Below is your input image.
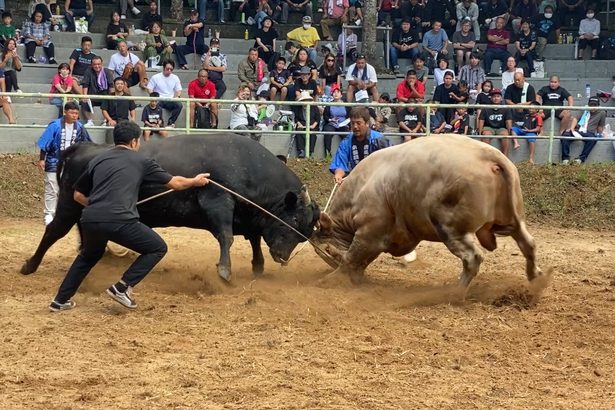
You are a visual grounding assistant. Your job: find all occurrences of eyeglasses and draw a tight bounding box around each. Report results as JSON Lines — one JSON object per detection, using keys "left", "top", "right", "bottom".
{"left": 326, "top": 59, "right": 334, "bottom": 62}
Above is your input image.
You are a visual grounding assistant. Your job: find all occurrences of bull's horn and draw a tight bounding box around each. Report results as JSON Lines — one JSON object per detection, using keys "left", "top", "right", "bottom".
{"left": 300, "top": 186, "right": 311, "bottom": 204}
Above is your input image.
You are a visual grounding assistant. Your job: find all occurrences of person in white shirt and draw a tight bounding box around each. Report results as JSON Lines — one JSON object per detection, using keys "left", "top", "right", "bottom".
{"left": 146, "top": 59, "right": 183, "bottom": 127}
{"left": 108, "top": 40, "right": 148, "bottom": 89}
{"left": 230, "top": 85, "right": 259, "bottom": 131}
{"left": 345, "top": 54, "right": 380, "bottom": 103}
{"left": 577, "top": 8, "right": 600, "bottom": 60}
{"left": 501, "top": 55, "right": 523, "bottom": 90}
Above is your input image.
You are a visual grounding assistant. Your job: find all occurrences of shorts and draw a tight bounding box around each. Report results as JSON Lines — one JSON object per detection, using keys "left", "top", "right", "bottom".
{"left": 511, "top": 127, "right": 537, "bottom": 143}
{"left": 482, "top": 126, "right": 508, "bottom": 135}
{"left": 542, "top": 108, "right": 566, "bottom": 119}
{"left": 125, "top": 71, "right": 140, "bottom": 88}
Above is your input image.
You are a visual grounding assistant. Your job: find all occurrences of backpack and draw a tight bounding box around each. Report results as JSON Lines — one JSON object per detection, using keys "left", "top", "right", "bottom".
{"left": 598, "top": 38, "right": 615, "bottom": 60}
{"left": 195, "top": 105, "right": 212, "bottom": 129}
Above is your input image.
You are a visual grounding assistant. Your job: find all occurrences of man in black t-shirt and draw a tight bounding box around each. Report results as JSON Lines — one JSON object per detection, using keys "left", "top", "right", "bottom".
{"left": 173, "top": 9, "right": 208, "bottom": 70}
{"left": 69, "top": 36, "right": 97, "bottom": 79}
{"left": 80, "top": 56, "right": 115, "bottom": 126}
{"left": 478, "top": 88, "right": 512, "bottom": 155}
{"left": 532, "top": 5, "right": 560, "bottom": 61}
{"left": 537, "top": 75, "right": 574, "bottom": 134}
{"left": 390, "top": 19, "right": 420, "bottom": 74}
{"left": 140, "top": 0, "right": 163, "bottom": 32}
{"left": 49, "top": 121, "right": 210, "bottom": 312}
{"left": 101, "top": 78, "right": 137, "bottom": 132}
{"left": 397, "top": 105, "right": 423, "bottom": 142}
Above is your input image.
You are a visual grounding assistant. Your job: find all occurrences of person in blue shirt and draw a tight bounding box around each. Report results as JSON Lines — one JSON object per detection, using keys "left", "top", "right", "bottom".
{"left": 36, "top": 101, "right": 91, "bottom": 225}
{"left": 329, "top": 106, "right": 389, "bottom": 184}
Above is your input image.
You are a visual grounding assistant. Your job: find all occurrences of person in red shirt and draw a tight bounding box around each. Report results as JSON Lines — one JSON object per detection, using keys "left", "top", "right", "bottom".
{"left": 395, "top": 69, "right": 425, "bottom": 110}
{"left": 483, "top": 16, "right": 510, "bottom": 75}
{"left": 187, "top": 69, "right": 219, "bottom": 128}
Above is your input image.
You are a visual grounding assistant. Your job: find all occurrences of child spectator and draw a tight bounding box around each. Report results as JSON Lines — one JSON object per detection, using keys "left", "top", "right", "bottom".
{"left": 49, "top": 63, "right": 78, "bottom": 118}
{"left": 141, "top": 92, "right": 169, "bottom": 141}
{"left": 269, "top": 56, "right": 291, "bottom": 101}
{"left": 322, "top": 85, "right": 350, "bottom": 157}
{"left": 451, "top": 80, "right": 469, "bottom": 104}
{"left": 0, "top": 11, "right": 16, "bottom": 49}
{"left": 412, "top": 55, "right": 428, "bottom": 89}
{"left": 397, "top": 103, "right": 423, "bottom": 142}
{"left": 451, "top": 106, "right": 470, "bottom": 134}
{"left": 475, "top": 79, "right": 493, "bottom": 118}
{"left": 512, "top": 101, "right": 542, "bottom": 164}
{"left": 428, "top": 101, "right": 447, "bottom": 134}
{"left": 372, "top": 93, "right": 393, "bottom": 132}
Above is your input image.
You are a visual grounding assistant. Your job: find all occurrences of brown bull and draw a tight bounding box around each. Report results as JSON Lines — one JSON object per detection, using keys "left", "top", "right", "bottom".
{"left": 312, "top": 134, "right": 542, "bottom": 287}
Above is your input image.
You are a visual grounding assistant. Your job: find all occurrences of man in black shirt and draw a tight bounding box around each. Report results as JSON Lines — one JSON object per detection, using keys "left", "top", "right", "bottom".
{"left": 478, "top": 88, "right": 512, "bottom": 155}
{"left": 80, "top": 56, "right": 115, "bottom": 126}
{"left": 532, "top": 5, "right": 560, "bottom": 61}
{"left": 49, "top": 121, "right": 210, "bottom": 311}
{"left": 101, "top": 78, "right": 137, "bottom": 135}
{"left": 504, "top": 72, "right": 536, "bottom": 106}
{"left": 68, "top": 36, "right": 96, "bottom": 79}
{"left": 64, "top": 0, "right": 94, "bottom": 32}
{"left": 140, "top": 0, "right": 163, "bottom": 32}
{"left": 537, "top": 75, "right": 574, "bottom": 134}
{"left": 173, "top": 9, "right": 208, "bottom": 70}
{"left": 390, "top": 18, "right": 420, "bottom": 74}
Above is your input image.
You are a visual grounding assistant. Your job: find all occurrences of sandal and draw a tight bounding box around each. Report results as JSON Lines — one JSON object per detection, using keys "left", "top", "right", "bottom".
{"left": 180, "top": 65, "right": 189, "bottom": 70}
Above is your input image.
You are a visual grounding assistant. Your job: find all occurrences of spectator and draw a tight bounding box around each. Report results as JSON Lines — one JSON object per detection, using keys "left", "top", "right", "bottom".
{"left": 372, "top": 93, "right": 392, "bottom": 132}
{"left": 577, "top": 7, "right": 599, "bottom": 60}
{"left": 501, "top": 56, "right": 523, "bottom": 90}
{"left": 504, "top": 71, "right": 537, "bottom": 106}
{"left": 201, "top": 37, "right": 227, "bottom": 99}
{"left": 254, "top": 16, "right": 278, "bottom": 70}
{"left": 477, "top": 88, "right": 512, "bottom": 154}
{"left": 396, "top": 68, "right": 425, "bottom": 104}
{"left": 146, "top": 59, "right": 183, "bottom": 128}
{"left": 253, "top": 0, "right": 273, "bottom": 29}
{"left": 475, "top": 79, "right": 493, "bottom": 120}
{"left": 452, "top": 80, "right": 469, "bottom": 104}
{"left": 283, "top": 0, "right": 313, "bottom": 23}
{"left": 287, "top": 47, "right": 318, "bottom": 80}
{"left": 49, "top": 63, "right": 81, "bottom": 118}
{"left": 140, "top": 0, "right": 163, "bottom": 32}
{"left": 422, "top": 20, "right": 449, "bottom": 64}
{"left": 533, "top": 5, "right": 561, "bottom": 62}
{"left": 537, "top": 75, "right": 574, "bottom": 135}
{"left": 433, "top": 71, "right": 458, "bottom": 123}
{"left": 188, "top": 68, "right": 219, "bottom": 128}
{"left": 144, "top": 21, "right": 172, "bottom": 66}
{"left": 32, "top": 0, "right": 56, "bottom": 25}
{"left": 400, "top": 0, "right": 423, "bottom": 29}
{"left": 458, "top": 53, "right": 485, "bottom": 93}
{"left": 455, "top": 1, "right": 480, "bottom": 41}
{"left": 329, "top": 106, "right": 389, "bottom": 184}
{"left": 347, "top": 0, "right": 363, "bottom": 26}
{"left": 198, "top": 0, "right": 225, "bottom": 23}
{"left": 108, "top": 40, "right": 148, "bottom": 89}
{"left": 0, "top": 71, "right": 15, "bottom": 123}
{"left": 322, "top": 84, "right": 350, "bottom": 157}
{"left": 141, "top": 92, "right": 169, "bottom": 140}
{"left": 319, "top": 52, "right": 342, "bottom": 96}
{"left": 238, "top": 47, "right": 266, "bottom": 92}
{"left": 174, "top": 9, "right": 208, "bottom": 70}
{"left": 0, "top": 38, "right": 22, "bottom": 93}
{"left": 511, "top": 101, "right": 542, "bottom": 164}
{"left": 106, "top": 10, "right": 129, "bottom": 50}
{"left": 561, "top": 96, "right": 605, "bottom": 164}
{"left": 0, "top": 11, "right": 16, "bottom": 49}
{"left": 294, "top": 91, "right": 320, "bottom": 158}
{"left": 345, "top": 54, "right": 380, "bottom": 103}
{"left": 69, "top": 36, "right": 96, "bottom": 80}
{"left": 230, "top": 85, "right": 259, "bottom": 134}
{"left": 558, "top": 0, "right": 586, "bottom": 27}
{"left": 270, "top": 0, "right": 286, "bottom": 23}
{"left": 482, "top": 0, "right": 509, "bottom": 29}
{"left": 269, "top": 56, "right": 291, "bottom": 101}
{"left": 23, "top": 10, "right": 57, "bottom": 64}
{"left": 483, "top": 16, "right": 510, "bottom": 75}
{"left": 423, "top": 0, "right": 456, "bottom": 35}
{"left": 294, "top": 65, "right": 319, "bottom": 101}
{"left": 119, "top": 0, "right": 141, "bottom": 20}
{"left": 412, "top": 55, "right": 428, "bottom": 86}
{"left": 390, "top": 18, "right": 421, "bottom": 75}
{"left": 434, "top": 58, "right": 455, "bottom": 86}
{"left": 286, "top": 16, "right": 320, "bottom": 63}
{"left": 80, "top": 56, "right": 115, "bottom": 126}
{"left": 36, "top": 101, "right": 91, "bottom": 225}
{"left": 64, "top": 0, "right": 94, "bottom": 33}
{"left": 377, "top": 0, "right": 397, "bottom": 26}
{"left": 451, "top": 106, "right": 470, "bottom": 134}
{"left": 321, "top": 0, "right": 349, "bottom": 41}
{"left": 452, "top": 19, "right": 476, "bottom": 71}
{"left": 427, "top": 101, "right": 447, "bottom": 134}
{"left": 337, "top": 26, "right": 358, "bottom": 66}
{"left": 515, "top": 20, "right": 537, "bottom": 76}
{"left": 397, "top": 103, "right": 423, "bottom": 142}
{"left": 510, "top": 0, "right": 538, "bottom": 34}
{"left": 101, "top": 77, "right": 137, "bottom": 128}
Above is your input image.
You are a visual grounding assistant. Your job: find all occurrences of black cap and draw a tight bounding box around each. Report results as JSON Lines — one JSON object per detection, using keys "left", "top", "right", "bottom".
{"left": 588, "top": 96, "right": 600, "bottom": 106}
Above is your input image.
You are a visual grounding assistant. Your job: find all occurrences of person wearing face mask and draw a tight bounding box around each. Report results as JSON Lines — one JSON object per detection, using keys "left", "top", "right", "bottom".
{"left": 202, "top": 37, "right": 228, "bottom": 99}
{"left": 577, "top": 8, "right": 600, "bottom": 60}
{"left": 532, "top": 5, "right": 561, "bottom": 62}
{"left": 286, "top": 16, "right": 320, "bottom": 63}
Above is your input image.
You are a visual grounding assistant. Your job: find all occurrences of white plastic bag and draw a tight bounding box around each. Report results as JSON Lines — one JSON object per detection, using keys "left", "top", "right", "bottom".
{"left": 75, "top": 18, "right": 88, "bottom": 33}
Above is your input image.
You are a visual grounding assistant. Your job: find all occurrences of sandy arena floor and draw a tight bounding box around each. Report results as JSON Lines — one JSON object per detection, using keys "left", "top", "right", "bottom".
{"left": 1, "top": 218, "right": 614, "bottom": 409}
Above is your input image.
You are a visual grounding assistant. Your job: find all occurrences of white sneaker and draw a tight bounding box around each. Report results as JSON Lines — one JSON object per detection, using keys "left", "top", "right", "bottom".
{"left": 15, "top": 89, "right": 23, "bottom": 93}
{"left": 121, "top": 14, "right": 127, "bottom": 19}
{"left": 247, "top": 16, "right": 255, "bottom": 25}
{"left": 84, "top": 119, "right": 94, "bottom": 127}
{"left": 562, "top": 159, "right": 570, "bottom": 165}
{"left": 573, "top": 158, "right": 582, "bottom": 165}
{"left": 44, "top": 214, "right": 54, "bottom": 225}
{"left": 131, "top": 7, "right": 141, "bottom": 15}
{"left": 355, "top": 19, "right": 362, "bottom": 26}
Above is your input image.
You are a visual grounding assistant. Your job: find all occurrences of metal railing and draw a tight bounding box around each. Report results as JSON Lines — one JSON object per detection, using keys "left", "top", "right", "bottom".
{"left": 2, "top": 91, "right": 615, "bottom": 163}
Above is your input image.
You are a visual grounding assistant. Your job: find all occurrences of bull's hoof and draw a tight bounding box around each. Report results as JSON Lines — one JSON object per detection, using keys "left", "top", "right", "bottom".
{"left": 218, "top": 267, "right": 232, "bottom": 282}
{"left": 20, "top": 261, "right": 35, "bottom": 275}
{"left": 252, "top": 263, "right": 264, "bottom": 276}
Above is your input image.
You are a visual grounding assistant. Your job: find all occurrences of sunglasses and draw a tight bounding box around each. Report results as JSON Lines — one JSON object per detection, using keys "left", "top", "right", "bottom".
{"left": 326, "top": 59, "right": 334, "bottom": 62}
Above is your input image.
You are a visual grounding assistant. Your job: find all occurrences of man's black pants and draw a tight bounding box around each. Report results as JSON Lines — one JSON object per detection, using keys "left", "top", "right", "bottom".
{"left": 54, "top": 221, "right": 167, "bottom": 303}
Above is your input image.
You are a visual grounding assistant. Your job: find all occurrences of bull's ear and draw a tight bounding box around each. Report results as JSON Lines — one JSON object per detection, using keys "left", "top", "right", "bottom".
{"left": 319, "top": 212, "right": 333, "bottom": 233}
{"left": 284, "top": 192, "right": 298, "bottom": 209}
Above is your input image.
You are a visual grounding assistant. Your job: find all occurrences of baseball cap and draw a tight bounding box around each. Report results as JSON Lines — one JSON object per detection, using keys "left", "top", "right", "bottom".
{"left": 302, "top": 15, "right": 312, "bottom": 23}
{"left": 190, "top": 9, "right": 199, "bottom": 15}
{"left": 490, "top": 88, "right": 502, "bottom": 96}
{"left": 588, "top": 96, "right": 600, "bottom": 106}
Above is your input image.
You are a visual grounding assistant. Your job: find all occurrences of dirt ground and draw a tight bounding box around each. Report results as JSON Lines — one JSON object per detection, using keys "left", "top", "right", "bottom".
{"left": 1, "top": 218, "right": 614, "bottom": 409}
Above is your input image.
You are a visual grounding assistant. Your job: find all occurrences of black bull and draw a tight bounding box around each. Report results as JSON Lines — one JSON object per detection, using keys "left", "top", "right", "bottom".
{"left": 21, "top": 134, "right": 321, "bottom": 281}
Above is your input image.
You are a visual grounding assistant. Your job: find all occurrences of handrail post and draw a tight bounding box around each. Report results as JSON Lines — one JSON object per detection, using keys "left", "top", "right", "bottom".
{"left": 425, "top": 103, "right": 431, "bottom": 136}
{"left": 305, "top": 102, "right": 311, "bottom": 158}
{"left": 185, "top": 98, "right": 191, "bottom": 134}
{"left": 547, "top": 107, "right": 555, "bottom": 164}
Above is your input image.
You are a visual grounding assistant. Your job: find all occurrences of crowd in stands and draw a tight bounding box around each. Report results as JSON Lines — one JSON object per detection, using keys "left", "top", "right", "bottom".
{"left": 0, "top": 0, "right": 610, "bottom": 164}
